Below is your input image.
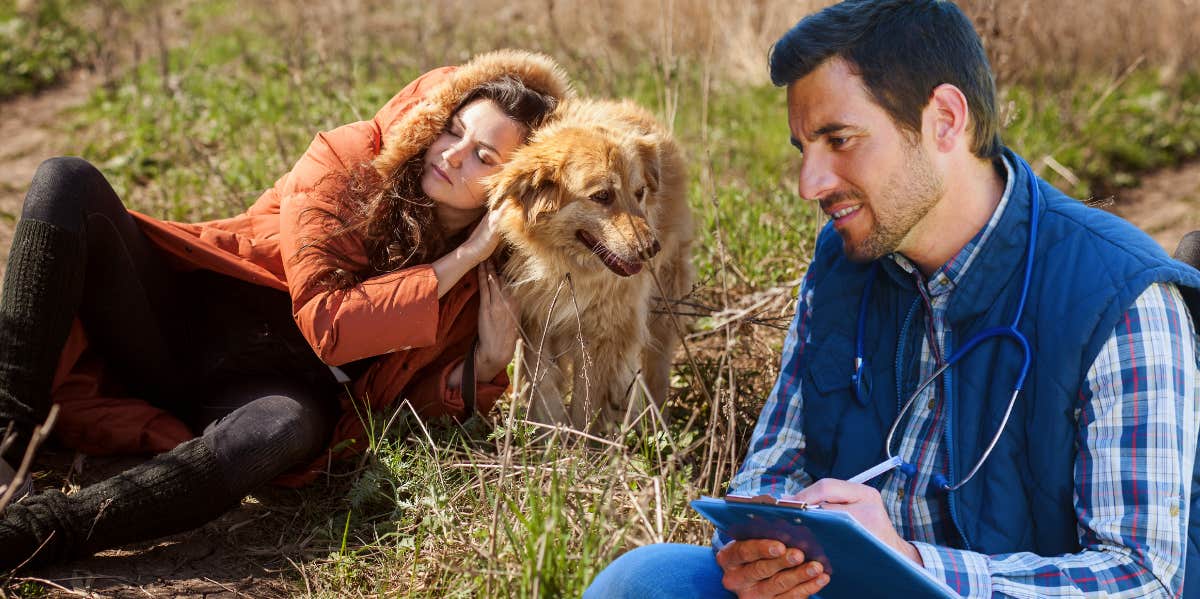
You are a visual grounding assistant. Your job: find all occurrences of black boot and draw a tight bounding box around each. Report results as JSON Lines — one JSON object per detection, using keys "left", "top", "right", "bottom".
{"left": 0, "top": 217, "right": 85, "bottom": 459}
{"left": 0, "top": 437, "right": 240, "bottom": 570}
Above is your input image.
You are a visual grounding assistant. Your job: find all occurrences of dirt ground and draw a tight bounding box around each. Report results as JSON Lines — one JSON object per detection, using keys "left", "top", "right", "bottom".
{"left": 1109, "top": 163, "right": 1200, "bottom": 254}
{"left": 1, "top": 68, "right": 1199, "bottom": 597}
{"left": 5, "top": 449, "right": 309, "bottom": 598}
{"left": 0, "top": 70, "right": 98, "bottom": 280}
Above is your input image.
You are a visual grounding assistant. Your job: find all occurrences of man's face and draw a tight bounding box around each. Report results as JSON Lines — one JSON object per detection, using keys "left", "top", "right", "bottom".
{"left": 787, "top": 59, "right": 944, "bottom": 262}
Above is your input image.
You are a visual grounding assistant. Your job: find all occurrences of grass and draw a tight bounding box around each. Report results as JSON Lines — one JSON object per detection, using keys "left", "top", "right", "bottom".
{"left": 1002, "top": 70, "right": 1200, "bottom": 198}
{"left": 7, "top": 0, "right": 1200, "bottom": 596}
{"left": 0, "top": 0, "right": 92, "bottom": 100}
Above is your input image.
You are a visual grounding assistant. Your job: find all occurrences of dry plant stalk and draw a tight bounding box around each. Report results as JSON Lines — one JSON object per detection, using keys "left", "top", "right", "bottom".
{"left": 0, "top": 405, "right": 59, "bottom": 515}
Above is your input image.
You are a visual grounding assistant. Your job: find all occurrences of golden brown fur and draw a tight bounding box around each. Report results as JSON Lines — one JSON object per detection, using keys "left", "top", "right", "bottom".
{"left": 486, "top": 99, "right": 694, "bottom": 430}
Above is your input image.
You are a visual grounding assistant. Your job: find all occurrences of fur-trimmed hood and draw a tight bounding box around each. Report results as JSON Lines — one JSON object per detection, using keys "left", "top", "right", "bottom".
{"left": 372, "top": 49, "right": 574, "bottom": 180}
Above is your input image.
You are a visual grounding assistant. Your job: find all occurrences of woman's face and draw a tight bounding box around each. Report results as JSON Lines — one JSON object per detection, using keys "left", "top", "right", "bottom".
{"left": 421, "top": 98, "right": 526, "bottom": 226}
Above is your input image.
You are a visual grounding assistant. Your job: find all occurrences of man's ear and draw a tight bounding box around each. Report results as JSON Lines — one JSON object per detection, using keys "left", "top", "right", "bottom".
{"left": 632, "top": 134, "right": 663, "bottom": 193}
{"left": 925, "top": 83, "right": 970, "bottom": 154}
{"left": 486, "top": 158, "right": 560, "bottom": 226}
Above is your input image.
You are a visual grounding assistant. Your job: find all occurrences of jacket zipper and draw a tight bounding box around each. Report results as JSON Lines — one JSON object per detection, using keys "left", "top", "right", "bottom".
{"left": 941, "top": 342, "right": 971, "bottom": 550}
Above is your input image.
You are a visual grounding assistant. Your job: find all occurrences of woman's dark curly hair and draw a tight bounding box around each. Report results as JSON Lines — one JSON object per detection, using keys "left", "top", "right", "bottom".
{"left": 300, "top": 75, "right": 558, "bottom": 291}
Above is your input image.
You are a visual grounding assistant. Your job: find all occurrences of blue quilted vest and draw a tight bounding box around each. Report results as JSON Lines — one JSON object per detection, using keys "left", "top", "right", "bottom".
{"left": 798, "top": 149, "right": 1200, "bottom": 593}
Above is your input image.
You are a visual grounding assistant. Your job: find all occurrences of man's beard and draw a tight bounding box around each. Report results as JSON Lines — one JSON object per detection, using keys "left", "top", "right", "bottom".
{"left": 843, "top": 143, "right": 944, "bottom": 263}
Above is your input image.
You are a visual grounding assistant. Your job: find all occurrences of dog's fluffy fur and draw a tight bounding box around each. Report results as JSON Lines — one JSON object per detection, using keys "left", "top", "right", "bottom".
{"left": 487, "top": 99, "right": 694, "bottom": 430}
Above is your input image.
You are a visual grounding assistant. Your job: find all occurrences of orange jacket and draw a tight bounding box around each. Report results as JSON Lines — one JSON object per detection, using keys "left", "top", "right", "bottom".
{"left": 50, "top": 50, "right": 572, "bottom": 486}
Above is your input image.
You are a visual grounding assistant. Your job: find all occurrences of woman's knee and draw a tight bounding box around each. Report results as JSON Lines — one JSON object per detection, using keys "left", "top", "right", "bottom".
{"left": 201, "top": 391, "right": 334, "bottom": 483}
{"left": 244, "top": 394, "right": 331, "bottom": 451}
{"left": 23, "top": 157, "right": 117, "bottom": 232}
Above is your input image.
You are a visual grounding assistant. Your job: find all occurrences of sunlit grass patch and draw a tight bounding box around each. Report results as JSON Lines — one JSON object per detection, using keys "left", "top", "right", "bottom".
{"left": 0, "top": 0, "right": 92, "bottom": 99}
{"left": 297, "top": 409, "right": 718, "bottom": 597}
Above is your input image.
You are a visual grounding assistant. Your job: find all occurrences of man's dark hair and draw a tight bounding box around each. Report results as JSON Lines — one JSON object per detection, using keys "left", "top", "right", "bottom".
{"left": 769, "top": 0, "right": 1003, "bottom": 159}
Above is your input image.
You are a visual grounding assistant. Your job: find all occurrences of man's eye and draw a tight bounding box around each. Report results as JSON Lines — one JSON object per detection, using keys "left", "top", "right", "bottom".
{"left": 478, "top": 151, "right": 493, "bottom": 164}
{"left": 830, "top": 137, "right": 848, "bottom": 148}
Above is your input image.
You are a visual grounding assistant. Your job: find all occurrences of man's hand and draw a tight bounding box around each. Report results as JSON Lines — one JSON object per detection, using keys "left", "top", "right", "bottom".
{"left": 790, "top": 479, "right": 923, "bottom": 565}
{"left": 716, "top": 538, "right": 830, "bottom": 598}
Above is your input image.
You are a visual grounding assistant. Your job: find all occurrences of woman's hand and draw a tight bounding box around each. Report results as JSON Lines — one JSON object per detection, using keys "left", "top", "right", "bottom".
{"left": 432, "top": 210, "right": 504, "bottom": 298}
{"left": 462, "top": 209, "right": 504, "bottom": 262}
{"left": 473, "top": 260, "right": 518, "bottom": 381}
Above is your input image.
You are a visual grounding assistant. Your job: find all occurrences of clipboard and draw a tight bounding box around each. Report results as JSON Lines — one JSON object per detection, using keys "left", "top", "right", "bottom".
{"left": 691, "top": 495, "right": 958, "bottom": 599}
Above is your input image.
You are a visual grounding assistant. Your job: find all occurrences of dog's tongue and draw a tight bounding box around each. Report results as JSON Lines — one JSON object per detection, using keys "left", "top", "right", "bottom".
{"left": 609, "top": 256, "right": 643, "bottom": 276}
{"left": 577, "top": 230, "right": 643, "bottom": 277}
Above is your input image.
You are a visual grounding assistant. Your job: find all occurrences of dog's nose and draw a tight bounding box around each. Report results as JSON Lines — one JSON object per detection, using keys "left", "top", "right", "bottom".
{"left": 641, "top": 238, "right": 661, "bottom": 260}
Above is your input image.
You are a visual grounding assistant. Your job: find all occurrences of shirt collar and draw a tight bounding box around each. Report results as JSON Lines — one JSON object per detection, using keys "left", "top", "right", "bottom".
{"left": 888, "top": 155, "right": 1015, "bottom": 296}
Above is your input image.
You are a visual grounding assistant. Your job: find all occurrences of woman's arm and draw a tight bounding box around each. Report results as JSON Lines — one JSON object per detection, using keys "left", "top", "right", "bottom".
{"left": 276, "top": 123, "right": 443, "bottom": 365}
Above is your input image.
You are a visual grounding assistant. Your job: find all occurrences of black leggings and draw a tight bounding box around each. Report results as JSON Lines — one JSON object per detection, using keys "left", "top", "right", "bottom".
{"left": 11, "top": 156, "right": 339, "bottom": 489}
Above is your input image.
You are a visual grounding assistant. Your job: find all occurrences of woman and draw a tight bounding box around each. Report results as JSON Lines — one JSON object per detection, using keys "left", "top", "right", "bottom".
{"left": 0, "top": 49, "right": 570, "bottom": 568}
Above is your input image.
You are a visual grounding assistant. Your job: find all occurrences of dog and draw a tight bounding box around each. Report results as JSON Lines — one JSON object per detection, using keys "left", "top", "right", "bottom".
{"left": 486, "top": 98, "right": 694, "bottom": 431}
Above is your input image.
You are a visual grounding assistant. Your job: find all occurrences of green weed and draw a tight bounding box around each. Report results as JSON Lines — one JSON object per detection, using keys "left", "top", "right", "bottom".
{"left": 0, "top": 0, "right": 91, "bottom": 99}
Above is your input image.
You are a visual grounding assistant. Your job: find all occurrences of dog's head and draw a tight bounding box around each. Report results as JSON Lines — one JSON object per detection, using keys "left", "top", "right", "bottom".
{"left": 487, "top": 124, "right": 664, "bottom": 277}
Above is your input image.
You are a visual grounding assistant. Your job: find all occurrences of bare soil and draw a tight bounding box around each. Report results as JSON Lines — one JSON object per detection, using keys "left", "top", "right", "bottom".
{"left": 6, "top": 449, "right": 309, "bottom": 598}
{"left": 1107, "top": 163, "right": 1200, "bottom": 255}
{"left": 0, "top": 69, "right": 99, "bottom": 280}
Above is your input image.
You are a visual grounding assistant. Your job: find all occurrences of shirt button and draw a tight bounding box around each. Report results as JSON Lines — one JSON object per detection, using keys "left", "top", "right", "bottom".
{"left": 897, "top": 487, "right": 906, "bottom": 501}
{"left": 1171, "top": 504, "right": 1181, "bottom": 518}
{"left": 927, "top": 398, "right": 937, "bottom": 410}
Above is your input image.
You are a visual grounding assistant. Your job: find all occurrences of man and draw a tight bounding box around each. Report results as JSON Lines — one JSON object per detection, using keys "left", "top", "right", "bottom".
{"left": 585, "top": 1, "right": 1200, "bottom": 597}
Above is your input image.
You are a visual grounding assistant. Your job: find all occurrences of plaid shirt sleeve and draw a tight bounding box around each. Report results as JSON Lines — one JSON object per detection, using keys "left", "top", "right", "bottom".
{"left": 912, "top": 282, "right": 1200, "bottom": 598}
{"left": 728, "top": 269, "right": 817, "bottom": 498}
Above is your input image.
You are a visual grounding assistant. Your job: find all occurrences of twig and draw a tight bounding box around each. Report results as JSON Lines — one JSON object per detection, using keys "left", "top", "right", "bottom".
{"left": 285, "top": 556, "right": 312, "bottom": 596}
{"left": 517, "top": 420, "right": 625, "bottom": 449}
{"left": 564, "top": 273, "right": 594, "bottom": 418}
{"left": 1086, "top": 55, "right": 1147, "bottom": 119}
{"left": 0, "top": 405, "right": 60, "bottom": 515}
{"left": 201, "top": 576, "right": 253, "bottom": 598}
{"left": 9, "top": 577, "right": 88, "bottom": 597}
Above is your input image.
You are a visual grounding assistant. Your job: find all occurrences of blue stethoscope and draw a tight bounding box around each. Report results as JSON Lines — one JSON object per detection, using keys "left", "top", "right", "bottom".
{"left": 848, "top": 155, "right": 1039, "bottom": 493}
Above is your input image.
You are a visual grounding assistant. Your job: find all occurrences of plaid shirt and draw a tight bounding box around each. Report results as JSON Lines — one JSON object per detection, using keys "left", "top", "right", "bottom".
{"left": 730, "top": 158, "right": 1200, "bottom": 597}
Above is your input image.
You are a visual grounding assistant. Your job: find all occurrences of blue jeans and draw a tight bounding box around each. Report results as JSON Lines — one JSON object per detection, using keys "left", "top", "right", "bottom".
{"left": 584, "top": 543, "right": 734, "bottom": 598}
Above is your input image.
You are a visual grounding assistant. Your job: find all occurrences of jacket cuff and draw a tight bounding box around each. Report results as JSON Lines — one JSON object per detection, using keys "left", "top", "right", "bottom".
{"left": 408, "top": 354, "right": 510, "bottom": 420}
{"left": 438, "top": 355, "right": 510, "bottom": 419}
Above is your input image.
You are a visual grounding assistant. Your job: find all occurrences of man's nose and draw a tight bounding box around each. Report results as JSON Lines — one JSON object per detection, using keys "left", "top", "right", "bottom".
{"left": 796, "top": 151, "right": 838, "bottom": 202}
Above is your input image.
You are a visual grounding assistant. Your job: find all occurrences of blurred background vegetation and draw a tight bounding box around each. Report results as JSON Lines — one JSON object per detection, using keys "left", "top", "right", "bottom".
{"left": 3, "top": 0, "right": 1199, "bottom": 596}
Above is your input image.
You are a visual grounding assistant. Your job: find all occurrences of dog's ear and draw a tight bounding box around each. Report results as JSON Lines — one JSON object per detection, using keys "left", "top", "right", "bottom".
{"left": 486, "top": 158, "right": 561, "bottom": 226}
{"left": 632, "top": 133, "right": 663, "bottom": 193}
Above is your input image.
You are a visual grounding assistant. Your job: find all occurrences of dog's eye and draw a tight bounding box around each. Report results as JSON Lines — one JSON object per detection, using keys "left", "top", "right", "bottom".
{"left": 636, "top": 187, "right": 647, "bottom": 202}
{"left": 589, "top": 190, "right": 612, "bottom": 205}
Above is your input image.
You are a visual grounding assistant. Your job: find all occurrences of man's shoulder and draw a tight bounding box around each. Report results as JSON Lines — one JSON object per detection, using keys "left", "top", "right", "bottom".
{"left": 1037, "top": 183, "right": 1175, "bottom": 269}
